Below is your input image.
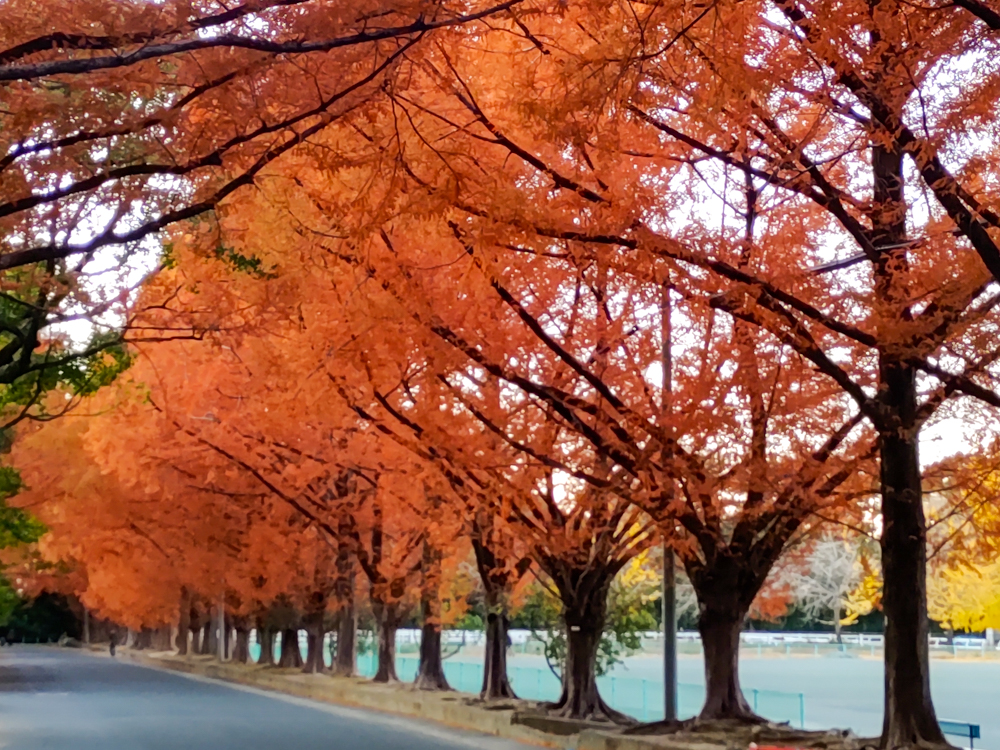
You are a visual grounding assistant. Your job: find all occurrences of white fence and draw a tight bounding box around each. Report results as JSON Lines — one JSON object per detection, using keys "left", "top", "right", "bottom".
{"left": 294, "top": 628, "right": 998, "bottom": 654}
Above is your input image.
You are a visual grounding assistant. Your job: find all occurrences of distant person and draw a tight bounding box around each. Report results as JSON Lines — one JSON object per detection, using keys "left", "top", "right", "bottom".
{"left": 109, "top": 630, "right": 118, "bottom": 658}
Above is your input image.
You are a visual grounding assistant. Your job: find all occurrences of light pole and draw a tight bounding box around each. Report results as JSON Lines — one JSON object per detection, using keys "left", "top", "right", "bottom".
{"left": 661, "top": 284, "right": 677, "bottom": 721}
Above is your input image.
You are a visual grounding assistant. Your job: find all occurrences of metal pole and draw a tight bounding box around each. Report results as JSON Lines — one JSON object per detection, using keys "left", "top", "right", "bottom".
{"left": 663, "top": 549, "right": 677, "bottom": 719}
{"left": 661, "top": 284, "right": 677, "bottom": 721}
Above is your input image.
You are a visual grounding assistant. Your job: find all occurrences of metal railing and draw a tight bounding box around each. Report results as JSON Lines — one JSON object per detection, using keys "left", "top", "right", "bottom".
{"left": 354, "top": 653, "right": 805, "bottom": 727}
{"left": 250, "top": 632, "right": 807, "bottom": 727}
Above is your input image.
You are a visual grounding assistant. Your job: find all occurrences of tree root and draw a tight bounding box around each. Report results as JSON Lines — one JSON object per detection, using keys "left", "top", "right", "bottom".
{"left": 413, "top": 672, "right": 452, "bottom": 691}
{"left": 626, "top": 717, "right": 870, "bottom": 750}
{"left": 540, "top": 696, "right": 638, "bottom": 725}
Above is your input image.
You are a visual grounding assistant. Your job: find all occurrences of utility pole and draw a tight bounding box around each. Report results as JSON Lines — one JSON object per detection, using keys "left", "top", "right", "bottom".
{"left": 661, "top": 284, "right": 677, "bottom": 721}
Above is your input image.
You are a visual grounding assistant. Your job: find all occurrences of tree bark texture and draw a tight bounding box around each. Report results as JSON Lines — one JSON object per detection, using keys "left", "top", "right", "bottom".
{"left": 201, "top": 620, "right": 216, "bottom": 657}
{"left": 175, "top": 590, "right": 190, "bottom": 655}
{"left": 302, "top": 605, "right": 327, "bottom": 674}
{"left": 685, "top": 550, "right": 773, "bottom": 723}
{"left": 333, "top": 603, "right": 357, "bottom": 677}
{"left": 414, "top": 619, "right": 451, "bottom": 690}
{"left": 878, "top": 375, "right": 944, "bottom": 746}
{"left": 278, "top": 628, "right": 303, "bottom": 669}
{"left": 133, "top": 628, "right": 153, "bottom": 650}
{"left": 471, "top": 533, "right": 521, "bottom": 701}
{"left": 372, "top": 601, "right": 399, "bottom": 683}
{"left": 698, "top": 609, "right": 753, "bottom": 720}
{"left": 152, "top": 626, "right": 173, "bottom": 651}
{"left": 257, "top": 625, "right": 275, "bottom": 666}
{"left": 481, "top": 611, "right": 516, "bottom": 699}
{"left": 546, "top": 578, "right": 625, "bottom": 723}
{"left": 870, "top": 127, "right": 946, "bottom": 746}
{"left": 232, "top": 626, "right": 250, "bottom": 664}
{"left": 333, "top": 534, "right": 357, "bottom": 677}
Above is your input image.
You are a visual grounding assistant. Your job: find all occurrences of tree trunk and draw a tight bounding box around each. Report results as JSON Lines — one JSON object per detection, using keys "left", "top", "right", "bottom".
{"left": 333, "top": 603, "right": 357, "bottom": 677}
{"left": 698, "top": 609, "right": 755, "bottom": 721}
{"left": 332, "top": 541, "right": 357, "bottom": 677}
{"left": 481, "top": 611, "right": 516, "bottom": 700}
{"left": 879, "top": 398, "right": 946, "bottom": 746}
{"left": 278, "top": 628, "right": 303, "bottom": 668}
{"left": 835, "top": 604, "right": 843, "bottom": 645}
{"left": 302, "top": 607, "right": 327, "bottom": 674}
{"left": 133, "top": 628, "right": 153, "bottom": 650}
{"left": 152, "top": 626, "right": 172, "bottom": 651}
{"left": 414, "top": 619, "right": 450, "bottom": 690}
{"left": 257, "top": 625, "right": 275, "bottom": 666}
{"left": 201, "top": 620, "right": 215, "bottom": 656}
{"left": 548, "top": 613, "right": 621, "bottom": 721}
{"left": 546, "top": 584, "right": 626, "bottom": 723}
{"left": 372, "top": 602, "right": 399, "bottom": 683}
{"left": 472, "top": 535, "right": 521, "bottom": 701}
{"left": 869, "top": 92, "right": 946, "bottom": 747}
{"left": 223, "top": 613, "right": 231, "bottom": 660}
{"left": 233, "top": 627, "right": 250, "bottom": 664}
{"left": 176, "top": 592, "right": 190, "bottom": 655}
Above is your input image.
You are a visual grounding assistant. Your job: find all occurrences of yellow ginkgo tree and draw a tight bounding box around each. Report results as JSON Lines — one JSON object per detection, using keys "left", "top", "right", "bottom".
{"left": 928, "top": 562, "right": 1000, "bottom": 635}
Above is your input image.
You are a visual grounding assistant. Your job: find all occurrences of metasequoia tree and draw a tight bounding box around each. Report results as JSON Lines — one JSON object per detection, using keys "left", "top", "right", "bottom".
{"left": 0, "top": 0, "right": 526, "bottom": 431}
{"left": 0, "top": 0, "right": 522, "bottom": 273}
{"left": 7, "top": 415, "right": 228, "bottom": 634}
{"left": 93, "top": 254, "right": 469, "bottom": 686}
{"left": 224, "top": 147, "right": 874, "bottom": 722}
{"left": 338, "top": 356, "right": 657, "bottom": 718}
{"left": 207, "top": 2, "right": 1000, "bottom": 741}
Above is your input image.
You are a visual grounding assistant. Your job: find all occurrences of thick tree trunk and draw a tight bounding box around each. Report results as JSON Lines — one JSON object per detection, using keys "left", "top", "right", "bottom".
{"left": 302, "top": 607, "right": 327, "bottom": 674}
{"left": 414, "top": 536, "right": 450, "bottom": 691}
{"left": 223, "top": 613, "right": 231, "bottom": 660}
{"left": 278, "top": 628, "right": 303, "bottom": 668}
{"left": 548, "top": 613, "right": 623, "bottom": 722}
{"left": 870, "top": 101, "right": 946, "bottom": 748}
{"left": 333, "top": 604, "right": 357, "bottom": 677}
{"left": 481, "top": 611, "right": 516, "bottom": 700}
{"left": 176, "top": 589, "right": 190, "bottom": 655}
{"left": 152, "top": 626, "right": 173, "bottom": 651}
{"left": 332, "top": 536, "right": 357, "bottom": 676}
{"left": 257, "top": 625, "right": 275, "bottom": 666}
{"left": 133, "top": 628, "right": 153, "bottom": 650}
{"left": 372, "top": 603, "right": 399, "bottom": 683}
{"left": 414, "top": 619, "right": 451, "bottom": 690}
{"left": 879, "top": 397, "right": 946, "bottom": 747}
{"left": 546, "top": 587, "right": 626, "bottom": 723}
{"left": 698, "top": 609, "right": 755, "bottom": 721}
{"left": 233, "top": 627, "right": 250, "bottom": 664}
{"left": 201, "top": 620, "right": 216, "bottom": 656}
{"left": 472, "top": 535, "right": 521, "bottom": 701}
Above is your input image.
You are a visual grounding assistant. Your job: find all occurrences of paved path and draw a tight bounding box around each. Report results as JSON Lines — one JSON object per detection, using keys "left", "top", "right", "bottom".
{"left": 0, "top": 647, "right": 531, "bottom": 750}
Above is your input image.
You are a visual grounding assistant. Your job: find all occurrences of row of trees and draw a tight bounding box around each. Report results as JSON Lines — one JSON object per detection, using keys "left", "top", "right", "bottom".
{"left": 4, "top": 0, "right": 1000, "bottom": 746}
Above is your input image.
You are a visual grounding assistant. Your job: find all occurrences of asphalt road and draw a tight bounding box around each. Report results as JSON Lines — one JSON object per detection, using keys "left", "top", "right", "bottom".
{"left": 0, "top": 647, "right": 531, "bottom": 750}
